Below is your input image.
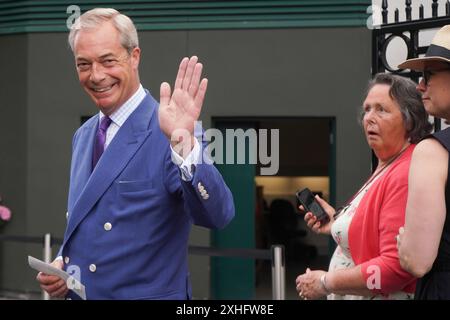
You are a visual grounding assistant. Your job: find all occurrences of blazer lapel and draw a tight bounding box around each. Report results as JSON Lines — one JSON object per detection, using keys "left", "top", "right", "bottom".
{"left": 64, "top": 94, "right": 157, "bottom": 244}
{"left": 67, "top": 120, "right": 97, "bottom": 212}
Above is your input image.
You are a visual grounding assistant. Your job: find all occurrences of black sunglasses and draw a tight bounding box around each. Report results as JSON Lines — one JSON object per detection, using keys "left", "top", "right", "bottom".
{"left": 422, "top": 68, "right": 450, "bottom": 85}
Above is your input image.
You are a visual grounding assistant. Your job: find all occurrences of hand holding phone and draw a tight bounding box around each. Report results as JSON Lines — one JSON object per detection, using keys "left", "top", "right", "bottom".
{"left": 296, "top": 188, "right": 330, "bottom": 225}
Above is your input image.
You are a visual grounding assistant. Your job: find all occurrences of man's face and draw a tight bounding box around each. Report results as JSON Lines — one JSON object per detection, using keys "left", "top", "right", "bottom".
{"left": 417, "top": 61, "right": 450, "bottom": 120}
{"left": 73, "top": 21, "right": 140, "bottom": 115}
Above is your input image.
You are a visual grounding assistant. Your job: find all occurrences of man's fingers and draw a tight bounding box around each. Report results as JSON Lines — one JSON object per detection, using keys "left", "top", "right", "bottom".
{"left": 41, "top": 277, "right": 66, "bottom": 292}
{"left": 37, "top": 273, "right": 61, "bottom": 285}
{"left": 174, "top": 57, "right": 189, "bottom": 90}
{"left": 51, "top": 259, "right": 64, "bottom": 269}
{"left": 188, "top": 63, "right": 203, "bottom": 97}
{"left": 182, "top": 56, "right": 198, "bottom": 90}
{"left": 193, "top": 78, "right": 208, "bottom": 110}
{"left": 36, "top": 259, "right": 66, "bottom": 297}
{"left": 51, "top": 283, "right": 69, "bottom": 298}
{"left": 160, "top": 82, "right": 171, "bottom": 107}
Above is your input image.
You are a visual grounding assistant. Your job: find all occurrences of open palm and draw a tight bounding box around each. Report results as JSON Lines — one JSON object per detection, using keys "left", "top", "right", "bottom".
{"left": 159, "top": 56, "right": 208, "bottom": 151}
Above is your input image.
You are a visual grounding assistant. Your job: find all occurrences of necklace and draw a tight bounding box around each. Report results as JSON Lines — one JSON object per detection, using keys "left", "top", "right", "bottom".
{"left": 333, "top": 143, "right": 411, "bottom": 220}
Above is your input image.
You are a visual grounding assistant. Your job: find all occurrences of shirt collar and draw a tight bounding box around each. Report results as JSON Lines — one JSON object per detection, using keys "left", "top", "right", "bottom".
{"left": 99, "top": 84, "right": 146, "bottom": 127}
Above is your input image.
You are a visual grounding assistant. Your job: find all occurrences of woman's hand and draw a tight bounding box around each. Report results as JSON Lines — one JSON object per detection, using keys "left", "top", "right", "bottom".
{"left": 300, "top": 195, "right": 335, "bottom": 235}
{"left": 295, "top": 268, "right": 328, "bottom": 300}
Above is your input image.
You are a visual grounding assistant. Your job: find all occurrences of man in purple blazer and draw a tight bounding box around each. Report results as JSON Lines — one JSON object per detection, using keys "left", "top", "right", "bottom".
{"left": 36, "top": 8, "right": 235, "bottom": 299}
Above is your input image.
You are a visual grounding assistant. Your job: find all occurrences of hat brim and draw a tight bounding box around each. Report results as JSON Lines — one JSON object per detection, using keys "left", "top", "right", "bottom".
{"left": 398, "top": 56, "right": 450, "bottom": 70}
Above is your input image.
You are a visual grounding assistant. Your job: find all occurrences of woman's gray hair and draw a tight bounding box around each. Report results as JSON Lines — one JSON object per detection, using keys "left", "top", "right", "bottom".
{"left": 68, "top": 8, "right": 138, "bottom": 54}
{"left": 362, "top": 73, "right": 432, "bottom": 144}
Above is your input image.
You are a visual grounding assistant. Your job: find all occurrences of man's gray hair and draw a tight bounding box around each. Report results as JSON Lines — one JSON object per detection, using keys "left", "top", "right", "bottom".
{"left": 68, "top": 8, "right": 139, "bottom": 53}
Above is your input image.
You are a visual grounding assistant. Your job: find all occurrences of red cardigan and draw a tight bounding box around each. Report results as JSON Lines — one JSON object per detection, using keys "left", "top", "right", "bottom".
{"left": 348, "top": 144, "right": 416, "bottom": 295}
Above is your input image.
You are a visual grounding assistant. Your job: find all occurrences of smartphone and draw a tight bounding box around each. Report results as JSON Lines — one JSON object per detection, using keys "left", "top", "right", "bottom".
{"left": 296, "top": 188, "right": 330, "bottom": 224}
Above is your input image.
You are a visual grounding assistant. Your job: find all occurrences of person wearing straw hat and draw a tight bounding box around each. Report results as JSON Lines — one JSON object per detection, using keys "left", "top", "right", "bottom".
{"left": 397, "top": 25, "right": 450, "bottom": 300}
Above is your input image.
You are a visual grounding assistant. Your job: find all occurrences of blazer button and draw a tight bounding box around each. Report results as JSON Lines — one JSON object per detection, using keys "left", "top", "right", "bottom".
{"left": 64, "top": 256, "right": 70, "bottom": 264}
{"left": 66, "top": 211, "right": 69, "bottom": 219}
{"left": 89, "top": 264, "right": 96, "bottom": 272}
{"left": 104, "top": 222, "right": 112, "bottom": 231}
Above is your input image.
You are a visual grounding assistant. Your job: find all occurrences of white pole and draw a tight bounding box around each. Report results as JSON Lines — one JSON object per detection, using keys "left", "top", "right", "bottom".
{"left": 42, "top": 233, "right": 52, "bottom": 300}
{"left": 271, "top": 245, "right": 285, "bottom": 300}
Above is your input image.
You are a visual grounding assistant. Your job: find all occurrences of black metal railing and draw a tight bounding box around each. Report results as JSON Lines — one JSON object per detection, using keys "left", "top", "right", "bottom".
{"left": 371, "top": 0, "right": 450, "bottom": 168}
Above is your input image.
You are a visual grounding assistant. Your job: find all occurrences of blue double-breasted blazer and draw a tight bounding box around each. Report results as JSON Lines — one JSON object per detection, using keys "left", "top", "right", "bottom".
{"left": 60, "top": 92, "right": 235, "bottom": 299}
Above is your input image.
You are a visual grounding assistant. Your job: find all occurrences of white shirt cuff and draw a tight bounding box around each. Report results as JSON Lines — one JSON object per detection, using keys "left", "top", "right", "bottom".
{"left": 171, "top": 139, "right": 201, "bottom": 181}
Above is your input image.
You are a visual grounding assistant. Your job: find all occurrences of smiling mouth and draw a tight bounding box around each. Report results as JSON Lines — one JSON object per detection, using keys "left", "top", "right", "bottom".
{"left": 91, "top": 84, "right": 115, "bottom": 93}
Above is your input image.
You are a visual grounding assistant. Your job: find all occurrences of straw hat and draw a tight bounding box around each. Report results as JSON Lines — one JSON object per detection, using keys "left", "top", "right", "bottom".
{"left": 398, "top": 24, "right": 450, "bottom": 70}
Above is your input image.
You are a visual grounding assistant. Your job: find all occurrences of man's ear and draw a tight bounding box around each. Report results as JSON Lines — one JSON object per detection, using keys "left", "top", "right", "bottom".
{"left": 131, "top": 47, "right": 141, "bottom": 69}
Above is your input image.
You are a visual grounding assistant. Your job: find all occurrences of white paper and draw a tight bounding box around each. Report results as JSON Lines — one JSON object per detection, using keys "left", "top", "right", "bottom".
{"left": 28, "top": 255, "right": 86, "bottom": 300}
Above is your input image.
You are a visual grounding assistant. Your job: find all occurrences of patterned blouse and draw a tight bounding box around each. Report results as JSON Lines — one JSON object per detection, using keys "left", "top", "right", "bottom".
{"left": 328, "top": 169, "right": 413, "bottom": 300}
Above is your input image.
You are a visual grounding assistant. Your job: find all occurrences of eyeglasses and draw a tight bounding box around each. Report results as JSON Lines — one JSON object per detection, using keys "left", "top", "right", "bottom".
{"left": 422, "top": 68, "right": 450, "bottom": 86}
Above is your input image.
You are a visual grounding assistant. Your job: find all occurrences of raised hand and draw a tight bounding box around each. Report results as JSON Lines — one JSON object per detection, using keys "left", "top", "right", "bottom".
{"left": 159, "top": 56, "right": 208, "bottom": 158}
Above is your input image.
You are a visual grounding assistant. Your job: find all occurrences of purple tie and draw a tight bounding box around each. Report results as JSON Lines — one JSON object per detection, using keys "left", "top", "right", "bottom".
{"left": 92, "top": 116, "right": 112, "bottom": 170}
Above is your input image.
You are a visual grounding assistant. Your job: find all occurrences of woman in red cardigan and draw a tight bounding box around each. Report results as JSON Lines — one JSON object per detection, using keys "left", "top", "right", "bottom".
{"left": 295, "top": 73, "right": 432, "bottom": 300}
